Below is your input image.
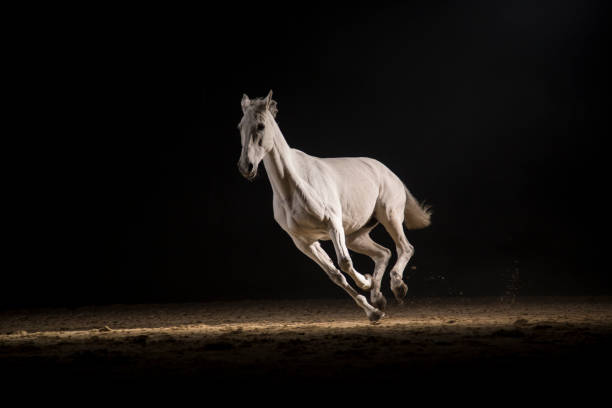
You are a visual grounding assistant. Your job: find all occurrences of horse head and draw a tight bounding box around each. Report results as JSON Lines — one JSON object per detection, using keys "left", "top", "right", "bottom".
{"left": 237, "top": 90, "right": 278, "bottom": 180}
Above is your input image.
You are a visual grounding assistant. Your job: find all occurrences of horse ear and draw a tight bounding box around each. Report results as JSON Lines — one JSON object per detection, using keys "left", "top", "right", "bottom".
{"left": 241, "top": 94, "right": 250, "bottom": 113}
{"left": 264, "top": 90, "right": 278, "bottom": 118}
{"left": 268, "top": 99, "right": 278, "bottom": 118}
{"left": 264, "top": 90, "right": 273, "bottom": 104}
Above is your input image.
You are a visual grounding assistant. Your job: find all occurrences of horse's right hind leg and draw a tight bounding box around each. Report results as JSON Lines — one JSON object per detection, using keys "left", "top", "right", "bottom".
{"left": 379, "top": 211, "right": 415, "bottom": 304}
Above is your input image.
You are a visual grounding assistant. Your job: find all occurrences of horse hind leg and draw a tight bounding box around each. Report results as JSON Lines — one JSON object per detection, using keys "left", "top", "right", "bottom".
{"left": 346, "top": 230, "right": 392, "bottom": 311}
{"left": 378, "top": 210, "right": 415, "bottom": 304}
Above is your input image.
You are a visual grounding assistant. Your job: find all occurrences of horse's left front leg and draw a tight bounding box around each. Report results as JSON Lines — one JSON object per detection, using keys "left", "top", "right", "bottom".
{"left": 328, "top": 219, "right": 372, "bottom": 291}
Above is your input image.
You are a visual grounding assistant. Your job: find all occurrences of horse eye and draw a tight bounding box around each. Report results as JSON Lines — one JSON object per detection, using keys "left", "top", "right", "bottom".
{"left": 256, "top": 123, "right": 265, "bottom": 131}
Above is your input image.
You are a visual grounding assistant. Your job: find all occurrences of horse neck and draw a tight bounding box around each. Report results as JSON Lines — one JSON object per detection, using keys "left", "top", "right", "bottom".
{"left": 262, "top": 118, "right": 300, "bottom": 200}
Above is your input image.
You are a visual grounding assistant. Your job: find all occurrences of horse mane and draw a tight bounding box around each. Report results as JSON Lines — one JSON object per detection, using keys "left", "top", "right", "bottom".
{"left": 249, "top": 97, "right": 278, "bottom": 118}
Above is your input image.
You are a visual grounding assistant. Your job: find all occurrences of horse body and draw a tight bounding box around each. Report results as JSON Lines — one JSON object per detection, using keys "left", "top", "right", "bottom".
{"left": 238, "top": 91, "right": 431, "bottom": 323}
{"left": 272, "top": 152, "right": 383, "bottom": 239}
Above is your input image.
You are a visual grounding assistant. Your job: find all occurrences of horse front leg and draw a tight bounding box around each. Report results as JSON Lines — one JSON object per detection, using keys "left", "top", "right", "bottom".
{"left": 327, "top": 221, "right": 373, "bottom": 292}
{"left": 290, "top": 236, "right": 385, "bottom": 323}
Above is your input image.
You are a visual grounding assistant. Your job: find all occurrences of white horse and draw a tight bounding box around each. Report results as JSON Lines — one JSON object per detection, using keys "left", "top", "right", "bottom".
{"left": 237, "top": 91, "right": 431, "bottom": 323}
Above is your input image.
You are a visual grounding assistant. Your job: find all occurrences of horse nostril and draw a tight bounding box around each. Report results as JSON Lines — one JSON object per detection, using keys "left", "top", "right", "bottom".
{"left": 248, "top": 163, "right": 255, "bottom": 173}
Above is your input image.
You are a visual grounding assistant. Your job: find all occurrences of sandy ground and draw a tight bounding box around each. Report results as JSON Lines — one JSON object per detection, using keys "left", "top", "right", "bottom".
{"left": 2, "top": 297, "right": 612, "bottom": 392}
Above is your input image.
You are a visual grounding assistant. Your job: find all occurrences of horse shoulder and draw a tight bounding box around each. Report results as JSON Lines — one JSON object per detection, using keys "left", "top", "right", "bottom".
{"left": 272, "top": 195, "right": 288, "bottom": 226}
{"left": 291, "top": 152, "right": 336, "bottom": 220}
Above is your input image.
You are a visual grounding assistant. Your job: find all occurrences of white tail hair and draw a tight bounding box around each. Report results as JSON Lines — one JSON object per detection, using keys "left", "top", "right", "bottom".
{"left": 403, "top": 186, "right": 432, "bottom": 230}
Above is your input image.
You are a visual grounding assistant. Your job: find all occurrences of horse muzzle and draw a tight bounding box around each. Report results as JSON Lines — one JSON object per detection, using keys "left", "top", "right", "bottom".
{"left": 238, "top": 161, "right": 257, "bottom": 181}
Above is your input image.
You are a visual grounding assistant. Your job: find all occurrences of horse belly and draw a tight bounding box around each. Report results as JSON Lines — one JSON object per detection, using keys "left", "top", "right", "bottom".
{"left": 322, "top": 157, "right": 381, "bottom": 235}
{"left": 338, "top": 186, "right": 379, "bottom": 235}
{"left": 341, "top": 205, "right": 377, "bottom": 235}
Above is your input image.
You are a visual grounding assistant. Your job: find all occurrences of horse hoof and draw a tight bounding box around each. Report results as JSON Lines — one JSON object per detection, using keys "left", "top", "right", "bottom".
{"left": 391, "top": 280, "right": 408, "bottom": 302}
{"left": 367, "top": 308, "right": 385, "bottom": 324}
{"left": 370, "top": 312, "right": 387, "bottom": 325}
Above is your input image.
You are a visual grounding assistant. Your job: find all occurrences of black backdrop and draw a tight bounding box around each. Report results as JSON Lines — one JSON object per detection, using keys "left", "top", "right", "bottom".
{"left": 6, "top": 1, "right": 610, "bottom": 308}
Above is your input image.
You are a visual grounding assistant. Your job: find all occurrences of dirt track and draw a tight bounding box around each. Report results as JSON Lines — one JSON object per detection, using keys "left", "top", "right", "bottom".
{"left": 2, "top": 297, "right": 612, "bottom": 390}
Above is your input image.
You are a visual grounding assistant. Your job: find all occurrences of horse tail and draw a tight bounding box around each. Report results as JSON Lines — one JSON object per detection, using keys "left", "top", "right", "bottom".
{"left": 403, "top": 186, "right": 432, "bottom": 230}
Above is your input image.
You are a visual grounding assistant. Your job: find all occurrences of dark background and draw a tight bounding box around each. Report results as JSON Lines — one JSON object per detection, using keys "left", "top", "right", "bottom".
{"left": 5, "top": 1, "right": 610, "bottom": 308}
